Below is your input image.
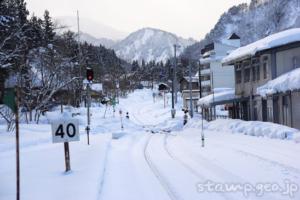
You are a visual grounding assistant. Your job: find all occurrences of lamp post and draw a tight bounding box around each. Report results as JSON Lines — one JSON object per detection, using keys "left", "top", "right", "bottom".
{"left": 171, "top": 44, "right": 180, "bottom": 118}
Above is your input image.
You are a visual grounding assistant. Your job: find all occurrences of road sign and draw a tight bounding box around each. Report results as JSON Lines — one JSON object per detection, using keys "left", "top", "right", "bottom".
{"left": 51, "top": 119, "right": 80, "bottom": 143}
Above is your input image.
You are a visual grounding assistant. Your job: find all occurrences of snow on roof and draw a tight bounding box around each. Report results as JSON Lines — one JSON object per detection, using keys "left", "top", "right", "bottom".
{"left": 91, "top": 83, "right": 103, "bottom": 92}
{"left": 257, "top": 68, "right": 300, "bottom": 97}
{"left": 223, "top": 28, "right": 300, "bottom": 64}
{"left": 182, "top": 76, "right": 199, "bottom": 83}
{"left": 198, "top": 88, "right": 235, "bottom": 107}
{"left": 200, "top": 56, "right": 224, "bottom": 65}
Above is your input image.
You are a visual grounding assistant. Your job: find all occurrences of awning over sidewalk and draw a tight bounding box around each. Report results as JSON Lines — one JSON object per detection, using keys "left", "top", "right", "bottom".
{"left": 198, "top": 88, "right": 236, "bottom": 107}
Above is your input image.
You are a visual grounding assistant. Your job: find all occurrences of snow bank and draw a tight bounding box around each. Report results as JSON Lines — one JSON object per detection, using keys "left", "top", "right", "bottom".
{"left": 257, "top": 67, "right": 300, "bottom": 96}
{"left": 205, "top": 119, "right": 300, "bottom": 142}
{"left": 223, "top": 28, "right": 300, "bottom": 63}
{"left": 198, "top": 88, "right": 235, "bottom": 107}
{"left": 112, "top": 131, "right": 127, "bottom": 139}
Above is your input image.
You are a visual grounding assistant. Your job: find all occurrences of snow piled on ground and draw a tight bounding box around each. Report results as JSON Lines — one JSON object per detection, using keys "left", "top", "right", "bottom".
{"left": 257, "top": 67, "right": 300, "bottom": 96}
{"left": 203, "top": 119, "right": 300, "bottom": 142}
{"left": 223, "top": 28, "right": 300, "bottom": 63}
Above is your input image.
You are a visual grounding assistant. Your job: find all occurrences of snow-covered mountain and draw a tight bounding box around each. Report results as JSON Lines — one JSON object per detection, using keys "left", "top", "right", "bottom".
{"left": 55, "top": 16, "right": 126, "bottom": 48}
{"left": 182, "top": 0, "right": 300, "bottom": 60}
{"left": 80, "top": 32, "right": 116, "bottom": 48}
{"left": 113, "top": 28, "right": 196, "bottom": 63}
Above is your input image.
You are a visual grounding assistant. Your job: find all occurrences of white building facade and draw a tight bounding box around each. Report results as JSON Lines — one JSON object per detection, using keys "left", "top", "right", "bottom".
{"left": 199, "top": 34, "right": 241, "bottom": 97}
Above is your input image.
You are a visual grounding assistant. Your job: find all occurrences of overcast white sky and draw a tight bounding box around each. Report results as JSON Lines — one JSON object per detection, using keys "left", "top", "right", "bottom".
{"left": 26, "top": 0, "right": 250, "bottom": 40}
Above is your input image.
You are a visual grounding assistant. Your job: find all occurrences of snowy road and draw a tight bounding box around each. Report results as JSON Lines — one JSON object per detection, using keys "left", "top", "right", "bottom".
{"left": 99, "top": 90, "right": 300, "bottom": 200}
{"left": 1, "top": 89, "right": 300, "bottom": 200}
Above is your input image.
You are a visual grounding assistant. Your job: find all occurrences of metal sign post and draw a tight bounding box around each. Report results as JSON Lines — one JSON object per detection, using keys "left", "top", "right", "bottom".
{"left": 51, "top": 119, "right": 80, "bottom": 172}
{"left": 15, "top": 87, "right": 20, "bottom": 200}
{"left": 64, "top": 142, "right": 71, "bottom": 171}
{"left": 119, "top": 110, "right": 124, "bottom": 130}
{"left": 201, "top": 108, "right": 205, "bottom": 147}
{"left": 86, "top": 83, "right": 91, "bottom": 145}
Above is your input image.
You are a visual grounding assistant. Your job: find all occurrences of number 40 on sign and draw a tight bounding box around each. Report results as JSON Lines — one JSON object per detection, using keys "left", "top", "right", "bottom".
{"left": 51, "top": 119, "right": 80, "bottom": 143}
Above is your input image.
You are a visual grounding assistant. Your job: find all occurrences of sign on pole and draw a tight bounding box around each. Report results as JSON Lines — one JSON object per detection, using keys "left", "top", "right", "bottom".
{"left": 51, "top": 119, "right": 80, "bottom": 172}
{"left": 51, "top": 119, "right": 80, "bottom": 143}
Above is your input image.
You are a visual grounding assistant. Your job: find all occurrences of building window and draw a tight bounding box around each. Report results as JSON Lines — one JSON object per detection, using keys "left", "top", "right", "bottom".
{"left": 256, "top": 65, "right": 260, "bottom": 81}
{"left": 236, "top": 70, "right": 242, "bottom": 84}
{"left": 252, "top": 58, "right": 260, "bottom": 82}
{"left": 244, "top": 68, "right": 250, "bottom": 83}
{"left": 263, "top": 62, "right": 268, "bottom": 79}
{"left": 252, "top": 67, "right": 256, "bottom": 81}
{"left": 293, "top": 56, "right": 299, "bottom": 69}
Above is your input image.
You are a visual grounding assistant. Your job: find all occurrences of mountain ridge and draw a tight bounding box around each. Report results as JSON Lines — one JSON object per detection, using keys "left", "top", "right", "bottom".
{"left": 113, "top": 27, "right": 197, "bottom": 63}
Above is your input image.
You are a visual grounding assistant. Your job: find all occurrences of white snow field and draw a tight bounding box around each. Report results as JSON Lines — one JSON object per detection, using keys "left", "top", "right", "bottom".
{"left": 1, "top": 89, "right": 300, "bottom": 200}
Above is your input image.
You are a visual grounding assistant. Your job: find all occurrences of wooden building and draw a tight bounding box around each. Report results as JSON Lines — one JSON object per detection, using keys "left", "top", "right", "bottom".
{"left": 222, "top": 28, "right": 300, "bottom": 129}
{"left": 179, "top": 76, "right": 200, "bottom": 110}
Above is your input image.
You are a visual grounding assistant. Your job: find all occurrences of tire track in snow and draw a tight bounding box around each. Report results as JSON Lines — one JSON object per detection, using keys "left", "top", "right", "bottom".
{"left": 163, "top": 134, "right": 233, "bottom": 200}
{"left": 96, "top": 139, "right": 112, "bottom": 200}
{"left": 166, "top": 135, "right": 284, "bottom": 200}
{"left": 144, "top": 134, "right": 182, "bottom": 200}
{"left": 211, "top": 140, "right": 300, "bottom": 175}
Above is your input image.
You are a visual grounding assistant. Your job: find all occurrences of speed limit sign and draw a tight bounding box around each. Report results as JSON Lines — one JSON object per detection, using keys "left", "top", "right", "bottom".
{"left": 51, "top": 119, "right": 80, "bottom": 143}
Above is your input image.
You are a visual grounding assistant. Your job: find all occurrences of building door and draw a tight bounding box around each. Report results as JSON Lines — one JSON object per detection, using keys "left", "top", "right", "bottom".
{"left": 262, "top": 99, "right": 267, "bottom": 121}
{"left": 273, "top": 96, "right": 279, "bottom": 124}
{"left": 242, "top": 101, "right": 249, "bottom": 121}
{"left": 282, "top": 95, "right": 290, "bottom": 126}
{"left": 253, "top": 101, "right": 258, "bottom": 121}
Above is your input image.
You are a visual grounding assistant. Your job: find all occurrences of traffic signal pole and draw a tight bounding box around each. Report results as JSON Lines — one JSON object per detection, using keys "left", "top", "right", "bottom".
{"left": 86, "top": 68, "right": 93, "bottom": 145}
{"left": 86, "top": 83, "right": 91, "bottom": 145}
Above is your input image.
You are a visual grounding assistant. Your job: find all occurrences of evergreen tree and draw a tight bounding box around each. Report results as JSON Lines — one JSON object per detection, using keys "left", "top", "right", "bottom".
{"left": 42, "top": 10, "right": 55, "bottom": 46}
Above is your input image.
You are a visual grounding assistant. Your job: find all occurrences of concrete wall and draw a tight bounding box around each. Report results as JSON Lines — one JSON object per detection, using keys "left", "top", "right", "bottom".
{"left": 211, "top": 61, "right": 235, "bottom": 89}
{"left": 276, "top": 47, "right": 300, "bottom": 76}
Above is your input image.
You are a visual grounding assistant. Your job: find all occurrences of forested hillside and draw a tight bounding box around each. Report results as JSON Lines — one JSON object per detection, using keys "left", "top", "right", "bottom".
{"left": 0, "top": 0, "right": 129, "bottom": 121}
{"left": 182, "top": 0, "right": 300, "bottom": 60}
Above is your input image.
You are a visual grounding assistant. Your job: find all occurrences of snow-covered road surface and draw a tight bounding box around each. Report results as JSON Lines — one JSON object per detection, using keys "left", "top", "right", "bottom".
{"left": 1, "top": 89, "right": 300, "bottom": 200}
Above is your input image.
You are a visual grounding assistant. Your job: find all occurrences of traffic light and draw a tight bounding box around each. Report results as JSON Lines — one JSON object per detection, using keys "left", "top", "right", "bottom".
{"left": 86, "top": 68, "right": 94, "bottom": 81}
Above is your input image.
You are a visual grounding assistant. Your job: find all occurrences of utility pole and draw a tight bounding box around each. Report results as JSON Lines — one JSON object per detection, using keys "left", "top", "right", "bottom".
{"left": 15, "top": 87, "right": 20, "bottom": 200}
{"left": 198, "top": 61, "right": 202, "bottom": 99}
{"left": 77, "top": 10, "right": 83, "bottom": 106}
{"left": 174, "top": 44, "right": 180, "bottom": 104}
{"left": 171, "top": 44, "right": 180, "bottom": 118}
{"left": 188, "top": 65, "right": 194, "bottom": 118}
{"left": 199, "top": 61, "right": 205, "bottom": 147}
{"left": 211, "top": 71, "right": 216, "bottom": 120}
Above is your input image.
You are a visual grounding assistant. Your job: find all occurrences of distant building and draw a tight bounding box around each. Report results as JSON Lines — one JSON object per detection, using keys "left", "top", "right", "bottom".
{"left": 222, "top": 28, "right": 300, "bottom": 130}
{"left": 199, "top": 33, "right": 240, "bottom": 97}
{"left": 179, "top": 76, "right": 200, "bottom": 110}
